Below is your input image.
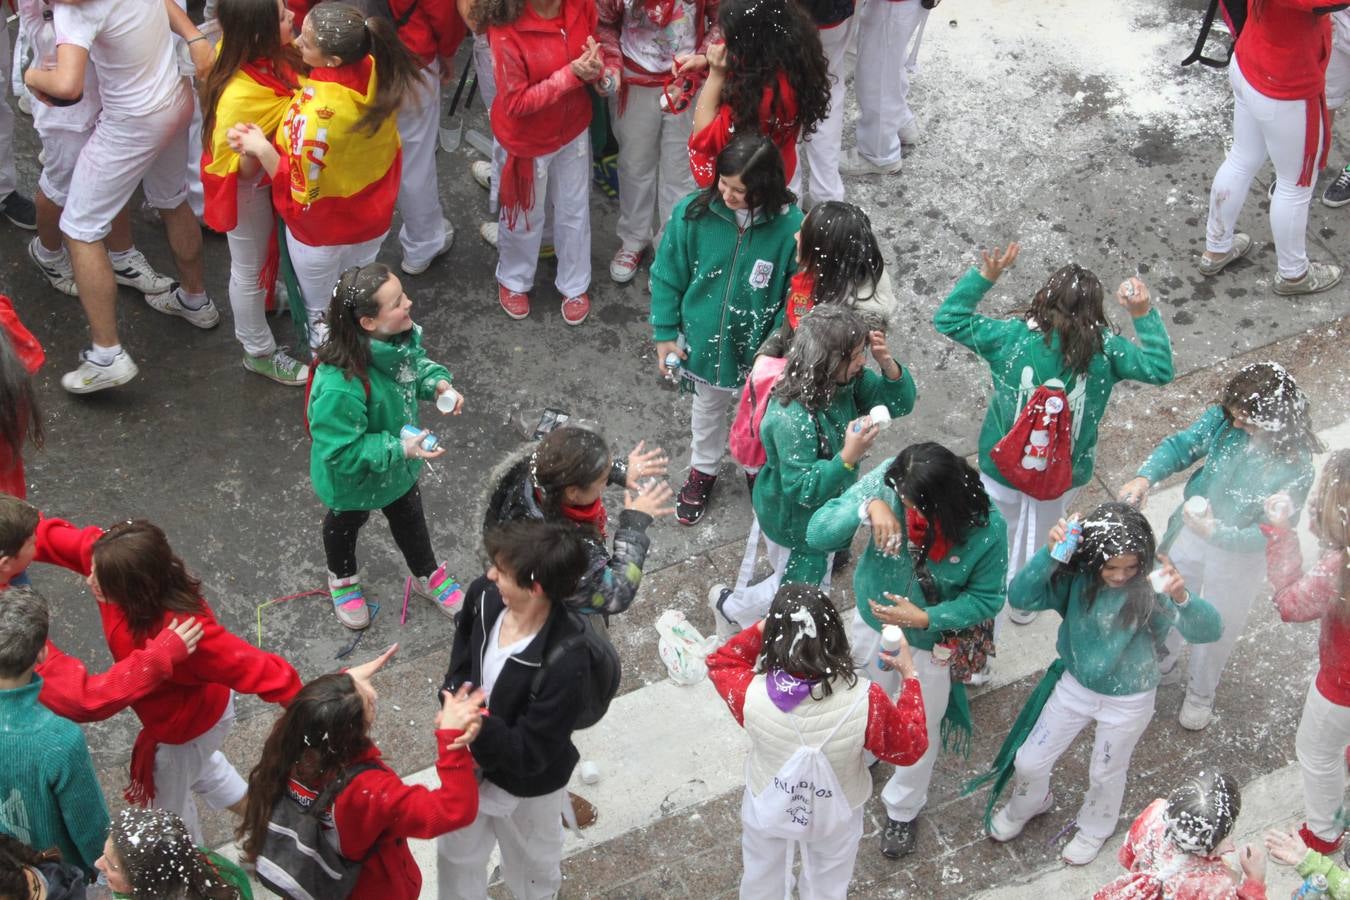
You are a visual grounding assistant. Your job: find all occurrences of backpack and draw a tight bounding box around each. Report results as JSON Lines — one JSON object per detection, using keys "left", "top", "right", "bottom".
{"left": 529, "top": 608, "right": 621, "bottom": 731}
{"left": 729, "top": 355, "right": 788, "bottom": 470}
{"left": 742, "top": 686, "right": 867, "bottom": 846}
{"left": 988, "top": 380, "right": 1075, "bottom": 501}
{"left": 1181, "top": 0, "right": 1246, "bottom": 68}
{"left": 254, "top": 761, "right": 381, "bottom": 900}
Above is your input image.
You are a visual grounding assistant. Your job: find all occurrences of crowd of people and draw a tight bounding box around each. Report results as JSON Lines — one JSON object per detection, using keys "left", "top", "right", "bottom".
{"left": 0, "top": 0, "right": 1347, "bottom": 897}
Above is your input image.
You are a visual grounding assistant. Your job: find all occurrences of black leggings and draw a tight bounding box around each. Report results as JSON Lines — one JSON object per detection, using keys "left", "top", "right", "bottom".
{"left": 323, "top": 482, "right": 437, "bottom": 580}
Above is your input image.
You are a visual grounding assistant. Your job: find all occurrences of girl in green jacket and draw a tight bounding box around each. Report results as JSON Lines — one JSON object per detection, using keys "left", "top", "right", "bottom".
{"left": 806, "top": 442, "right": 1007, "bottom": 861}
{"left": 709, "top": 305, "right": 914, "bottom": 637}
{"left": 307, "top": 264, "right": 466, "bottom": 630}
{"left": 933, "top": 242, "right": 1174, "bottom": 631}
{"left": 649, "top": 133, "right": 804, "bottom": 527}
{"left": 1118, "top": 361, "right": 1320, "bottom": 732}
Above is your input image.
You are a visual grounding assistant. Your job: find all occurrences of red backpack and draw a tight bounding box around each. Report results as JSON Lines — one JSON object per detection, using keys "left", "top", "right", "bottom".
{"left": 729, "top": 355, "right": 788, "bottom": 470}
{"left": 988, "top": 382, "right": 1074, "bottom": 501}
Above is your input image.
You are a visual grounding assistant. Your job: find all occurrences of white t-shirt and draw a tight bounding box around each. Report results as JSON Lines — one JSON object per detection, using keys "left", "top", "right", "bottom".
{"left": 53, "top": 0, "right": 182, "bottom": 117}
{"left": 619, "top": 0, "right": 698, "bottom": 74}
{"left": 18, "top": 0, "right": 102, "bottom": 131}
{"left": 482, "top": 615, "right": 539, "bottom": 702}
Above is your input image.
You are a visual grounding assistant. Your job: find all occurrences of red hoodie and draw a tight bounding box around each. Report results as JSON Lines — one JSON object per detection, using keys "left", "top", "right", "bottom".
{"left": 688, "top": 71, "right": 800, "bottom": 187}
{"left": 286, "top": 0, "right": 466, "bottom": 67}
{"left": 1263, "top": 523, "right": 1350, "bottom": 705}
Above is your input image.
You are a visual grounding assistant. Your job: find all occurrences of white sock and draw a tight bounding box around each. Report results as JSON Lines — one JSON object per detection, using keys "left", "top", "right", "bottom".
{"left": 33, "top": 241, "right": 65, "bottom": 263}
{"left": 108, "top": 248, "right": 136, "bottom": 264}
{"left": 88, "top": 342, "right": 122, "bottom": 365}
{"left": 177, "top": 288, "right": 209, "bottom": 310}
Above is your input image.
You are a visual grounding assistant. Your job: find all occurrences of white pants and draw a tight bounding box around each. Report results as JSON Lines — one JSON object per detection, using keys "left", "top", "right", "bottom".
{"left": 739, "top": 799, "right": 864, "bottom": 900}
{"left": 1326, "top": 11, "right": 1350, "bottom": 110}
{"left": 474, "top": 32, "right": 497, "bottom": 111}
{"left": 610, "top": 82, "right": 696, "bottom": 251}
{"left": 396, "top": 61, "right": 449, "bottom": 269}
{"left": 1162, "top": 526, "right": 1266, "bottom": 706}
{"left": 286, "top": 231, "right": 386, "bottom": 349}
{"left": 227, "top": 173, "right": 280, "bottom": 357}
{"left": 850, "top": 612, "right": 902, "bottom": 699}
{"left": 690, "top": 380, "right": 739, "bottom": 474}
{"left": 853, "top": 0, "right": 928, "bottom": 168}
{"left": 0, "top": 30, "right": 15, "bottom": 197}
{"left": 35, "top": 127, "right": 90, "bottom": 208}
{"left": 1295, "top": 680, "right": 1350, "bottom": 844}
{"left": 1206, "top": 54, "right": 1321, "bottom": 279}
{"left": 878, "top": 648, "right": 951, "bottom": 822}
{"left": 982, "top": 475, "right": 1080, "bottom": 635}
{"left": 496, "top": 130, "right": 591, "bottom": 297}
{"left": 61, "top": 81, "right": 194, "bottom": 242}
{"left": 723, "top": 517, "right": 833, "bottom": 626}
{"left": 1006, "top": 671, "right": 1155, "bottom": 840}
{"left": 801, "top": 18, "right": 858, "bottom": 205}
{"left": 152, "top": 695, "right": 247, "bottom": 846}
{"left": 436, "top": 786, "right": 566, "bottom": 900}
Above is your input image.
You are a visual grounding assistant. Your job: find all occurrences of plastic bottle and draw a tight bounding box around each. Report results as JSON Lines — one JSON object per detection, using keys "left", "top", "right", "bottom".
{"left": 31, "top": 9, "right": 81, "bottom": 107}
{"left": 869, "top": 405, "right": 893, "bottom": 430}
{"left": 436, "top": 387, "right": 461, "bottom": 414}
{"left": 1293, "top": 872, "right": 1329, "bottom": 899}
{"left": 1050, "top": 516, "right": 1082, "bottom": 563}
{"left": 1147, "top": 568, "right": 1168, "bottom": 593}
{"left": 1184, "top": 496, "right": 1210, "bottom": 519}
{"left": 664, "top": 334, "right": 688, "bottom": 382}
{"left": 400, "top": 424, "right": 438, "bottom": 452}
{"left": 878, "top": 624, "right": 903, "bottom": 670}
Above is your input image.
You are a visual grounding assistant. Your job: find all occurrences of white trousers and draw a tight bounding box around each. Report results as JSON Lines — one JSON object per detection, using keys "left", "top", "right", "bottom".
{"left": 0, "top": 31, "right": 15, "bottom": 197}
{"left": 850, "top": 612, "right": 902, "bottom": 699}
{"left": 1206, "top": 54, "right": 1320, "bottom": 279}
{"left": 1006, "top": 671, "right": 1155, "bottom": 840}
{"left": 1162, "top": 526, "right": 1266, "bottom": 706}
{"left": 982, "top": 475, "right": 1080, "bottom": 635}
{"left": 739, "top": 798, "right": 864, "bottom": 900}
{"left": 227, "top": 173, "right": 280, "bottom": 357}
{"left": 436, "top": 786, "right": 566, "bottom": 900}
{"left": 853, "top": 0, "right": 928, "bottom": 168}
{"left": 723, "top": 517, "right": 833, "bottom": 626}
{"left": 1295, "top": 680, "right": 1350, "bottom": 843}
{"left": 287, "top": 231, "right": 386, "bottom": 349}
{"left": 35, "top": 127, "right": 90, "bottom": 208}
{"left": 801, "top": 18, "right": 857, "bottom": 205}
{"left": 152, "top": 695, "right": 246, "bottom": 846}
{"left": 496, "top": 130, "right": 591, "bottom": 297}
{"left": 690, "top": 380, "right": 739, "bottom": 474}
{"left": 397, "top": 61, "right": 449, "bottom": 269}
{"left": 610, "top": 82, "right": 696, "bottom": 251}
{"left": 878, "top": 647, "right": 951, "bottom": 822}
{"left": 474, "top": 32, "right": 497, "bottom": 111}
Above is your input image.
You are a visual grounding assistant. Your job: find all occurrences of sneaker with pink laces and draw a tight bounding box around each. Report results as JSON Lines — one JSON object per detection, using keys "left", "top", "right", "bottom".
{"left": 328, "top": 572, "right": 370, "bottom": 630}
{"left": 409, "top": 564, "right": 464, "bottom": 620}
{"left": 499, "top": 283, "right": 530, "bottom": 320}
{"left": 609, "top": 247, "right": 644, "bottom": 284}
{"left": 561, "top": 293, "right": 590, "bottom": 326}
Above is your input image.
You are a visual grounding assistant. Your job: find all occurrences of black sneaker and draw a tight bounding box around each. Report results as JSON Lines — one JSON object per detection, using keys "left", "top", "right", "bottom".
{"left": 881, "top": 817, "right": 918, "bottom": 859}
{"left": 1, "top": 192, "right": 36, "bottom": 230}
{"left": 832, "top": 548, "right": 853, "bottom": 574}
{"left": 676, "top": 469, "right": 717, "bottom": 526}
{"left": 1324, "top": 164, "right": 1350, "bottom": 208}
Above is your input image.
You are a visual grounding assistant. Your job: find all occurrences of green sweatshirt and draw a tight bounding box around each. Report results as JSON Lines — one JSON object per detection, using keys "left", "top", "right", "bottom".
{"left": 933, "top": 268, "right": 1175, "bottom": 490}
{"left": 1137, "top": 405, "right": 1316, "bottom": 554}
{"left": 0, "top": 677, "right": 109, "bottom": 873}
{"left": 1297, "top": 849, "right": 1350, "bottom": 899}
{"left": 753, "top": 368, "right": 916, "bottom": 551}
{"left": 650, "top": 193, "right": 804, "bottom": 388}
{"left": 308, "top": 324, "right": 452, "bottom": 512}
{"left": 806, "top": 458, "right": 1008, "bottom": 644}
{"left": 1010, "top": 548, "right": 1222, "bottom": 696}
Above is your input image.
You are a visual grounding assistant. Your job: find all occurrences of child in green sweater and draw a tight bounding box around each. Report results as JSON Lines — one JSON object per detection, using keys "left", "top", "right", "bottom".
{"left": 982, "top": 503, "right": 1221, "bottom": 866}
{"left": 1267, "top": 825, "right": 1350, "bottom": 899}
{"left": 933, "top": 242, "right": 1174, "bottom": 631}
{"left": 649, "top": 133, "right": 803, "bottom": 527}
{"left": 1119, "top": 361, "right": 1320, "bottom": 732}
{"left": 0, "top": 587, "right": 109, "bottom": 875}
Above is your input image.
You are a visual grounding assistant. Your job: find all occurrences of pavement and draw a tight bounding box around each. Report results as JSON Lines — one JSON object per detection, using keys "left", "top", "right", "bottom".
{"left": 1, "top": 0, "right": 1349, "bottom": 895}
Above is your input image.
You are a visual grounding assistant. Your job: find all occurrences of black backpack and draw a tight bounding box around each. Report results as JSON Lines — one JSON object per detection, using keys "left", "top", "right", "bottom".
{"left": 1182, "top": 0, "right": 1247, "bottom": 67}
{"left": 529, "top": 610, "right": 621, "bottom": 731}
{"left": 254, "top": 762, "right": 380, "bottom": 900}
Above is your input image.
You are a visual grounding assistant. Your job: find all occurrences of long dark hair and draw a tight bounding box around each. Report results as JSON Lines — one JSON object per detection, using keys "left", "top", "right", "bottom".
{"left": 1218, "top": 361, "right": 1323, "bottom": 460}
{"left": 1054, "top": 502, "right": 1157, "bottom": 633}
{"left": 0, "top": 833, "right": 64, "bottom": 898}
{"left": 315, "top": 263, "right": 392, "bottom": 382}
{"left": 469, "top": 0, "right": 528, "bottom": 27}
{"left": 718, "top": 0, "right": 831, "bottom": 140}
{"left": 771, "top": 305, "right": 867, "bottom": 413}
{"left": 306, "top": 2, "right": 421, "bottom": 134}
{"left": 1164, "top": 771, "right": 1241, "bottom": 855}
{"left": 0, "top": 326, "right": 42, "bottom": 466}
{"left": 238, "top": 674, "right": 371, "bottom": 863}
{"left": 111, "top": 807, "right": 242, "bottom": 899}
{"left": 92, "top": 521, "right": 206, "bottom": 639}
{"left": 756, "top": 583, "right": 857, "bottom": 699}
{"left": 797, "top": 201, "right": 886, "bottom": 312}
{"left": 529, "top": 426, "right": 611, "bottom": 534}
{"left": 199, "top": 0, "right": 303, "bottom": 150}
{"left": 686, "top": 132, "right": 795, "bottom": 220}
{"left": 1022, "top": 263, "right": 1112, "bottom": 375}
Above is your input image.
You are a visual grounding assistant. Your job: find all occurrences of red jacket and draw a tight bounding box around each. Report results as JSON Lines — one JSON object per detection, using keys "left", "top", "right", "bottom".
{"left": 0, "top": 295, "right": 45, "bottom": 499}
{"left": 333, "top": 736, "right": 479, "bottom": 900}
{"left": 285, "top": 0, "right": 465, "bottom": 66}
{"left": 1236, "top": 0, "right": 1331, "bottom": 101}
{"left": 688, "top": 72, "right": 799, "bottom": 187}
{"left": 1264, "top": 523, "right": 1350, "bottom": 705}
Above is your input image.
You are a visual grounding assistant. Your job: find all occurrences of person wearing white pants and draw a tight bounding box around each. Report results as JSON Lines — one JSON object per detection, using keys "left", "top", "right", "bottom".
{"left": 690, "top": 380, "right": 739, "bottom": 479}
{"left": 843, "top": 0, "right": 928, "bottom": 175}
{"left": 286, "top": 232, "right": 387, "bottom": 350}
{"left": 740, "top": 806, "right": 865, "bottom": 900}
{"left": 801, "top": 13, "right": 858, "bottom": 206}
{"left": 151, "top": 695, "right": 247, "bottom": 846}
{"left": 1294, "top": 681, "right": 1350, "bottom": 852}
{"left": 0, "top": 23, "right": 36, "bottom": 230}
{"left": 395, "top": 57, "right": 454, "bottom": 276}
{"left": 436, "top": 787, "right": 566, "bottom": 900}
{"left": 718, "top": 517, "right": 833, "bottom": 635}
{"left": 982, "top": 477, "right": 1079, "bottom": 630}
{"left": 1316, "top": 10, "right": 1350, "bottom": 207}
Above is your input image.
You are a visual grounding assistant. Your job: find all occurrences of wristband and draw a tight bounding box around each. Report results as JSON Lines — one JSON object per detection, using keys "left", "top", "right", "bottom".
{"left": 187, "top": 35, "right": 208, "bottom": 45}
{"left": 842, "top": 460, "right": 857, "bottom": 471}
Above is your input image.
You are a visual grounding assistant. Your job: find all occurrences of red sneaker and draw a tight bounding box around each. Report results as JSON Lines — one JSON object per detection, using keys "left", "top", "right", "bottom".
{"left": 561, "top": 292, "right": 590, "bottom": 326}
{"left": 498, "top": 283, "right": 530, "bottom": 320}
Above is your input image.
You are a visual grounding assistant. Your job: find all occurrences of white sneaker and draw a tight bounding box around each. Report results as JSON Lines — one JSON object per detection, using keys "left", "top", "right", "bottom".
{"left": 1061, "top": 831, "right": 1107, "bottom": 865}
{"left": 609, "top": 247, "right": 645, "bottom": 284}
{"left": 899, "top": 119, "right": 922, "bottom": 146}
{"left": 708, "top": 584, "right": 740, "bottom": 641}
{"left": 38, "top": 148, "right": 47, "bottom": 168}
{"left": 145, "top": 287, "right": 220, "bottom": 329}
{"left": 988, "top": 790, "right": 1053, "bottom": 842}
{"left": 966, "top": 661, "right": 994, "bottom": 687}
{"left": 61, "top": 349, "right": 139, "bottom": 394}
{"left": 1009, "top": 607, "right": 1039, "bottom": 625}
{"left": 838, "top": 147, "right": 902, "bottom": 177}
{"left": 401, "top": 217, "right": 456, "bottom": 275}
{"left": 17, "top": 92, "right": 32, "bottom": 116}
{"left": 27, "top": 238, "right": 79, "bottom": 296}
{"left": 479, "top": 221, "right": 498, "bottom": 248}
{"left": 1179, "top": 694, "right": 1214, "bottom": 731}
{"left": 112, "top": 248, "right": 177, "bottom": 295}
{"left": 471, "top": 160, "right": 492, "bottom": 191}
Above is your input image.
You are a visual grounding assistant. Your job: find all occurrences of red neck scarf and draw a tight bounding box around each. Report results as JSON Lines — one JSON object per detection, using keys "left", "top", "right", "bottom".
{"left": 906, "top": 508, "right": 951, "bottom": 561}
{"left": 785, "top": 270, "right": 815, "bottom": 330}
{"left": 539, "top": 488, "right": 608, "bottom": 539}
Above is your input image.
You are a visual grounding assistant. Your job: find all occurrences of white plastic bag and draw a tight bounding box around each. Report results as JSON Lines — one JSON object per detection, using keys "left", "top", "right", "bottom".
{"left": 655, "top": 610, "right": 718, "bottom": 685}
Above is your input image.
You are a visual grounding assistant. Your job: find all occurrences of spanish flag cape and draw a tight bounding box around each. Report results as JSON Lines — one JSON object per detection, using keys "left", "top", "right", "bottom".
{"left": 273, "top": 56, "right": 402, "bottom": 247}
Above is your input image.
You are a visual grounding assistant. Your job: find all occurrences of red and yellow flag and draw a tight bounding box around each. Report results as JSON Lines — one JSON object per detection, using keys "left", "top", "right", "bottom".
{"left": 201, "top": 59, "right": 296, "bottom": 234}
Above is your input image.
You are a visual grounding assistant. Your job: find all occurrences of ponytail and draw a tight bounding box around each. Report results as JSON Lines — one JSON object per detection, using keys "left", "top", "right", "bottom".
{"left": 358, "top": 15, "right": 423, "bottom": 134}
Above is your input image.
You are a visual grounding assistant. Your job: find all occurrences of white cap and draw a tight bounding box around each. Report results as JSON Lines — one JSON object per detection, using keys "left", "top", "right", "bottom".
{"left": 880, "top": 624, "right": 904, "bottom": 650}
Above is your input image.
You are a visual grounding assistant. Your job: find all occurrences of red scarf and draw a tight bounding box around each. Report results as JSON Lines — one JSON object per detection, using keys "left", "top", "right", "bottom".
{"left": 785, "top": 270, "right": 815, "bottom": 330}
{"left": 906, "top": 508, "right": 951, "bottom": 562}
{"left": 538, "top": 489, "right": 608, "bottom": 538}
